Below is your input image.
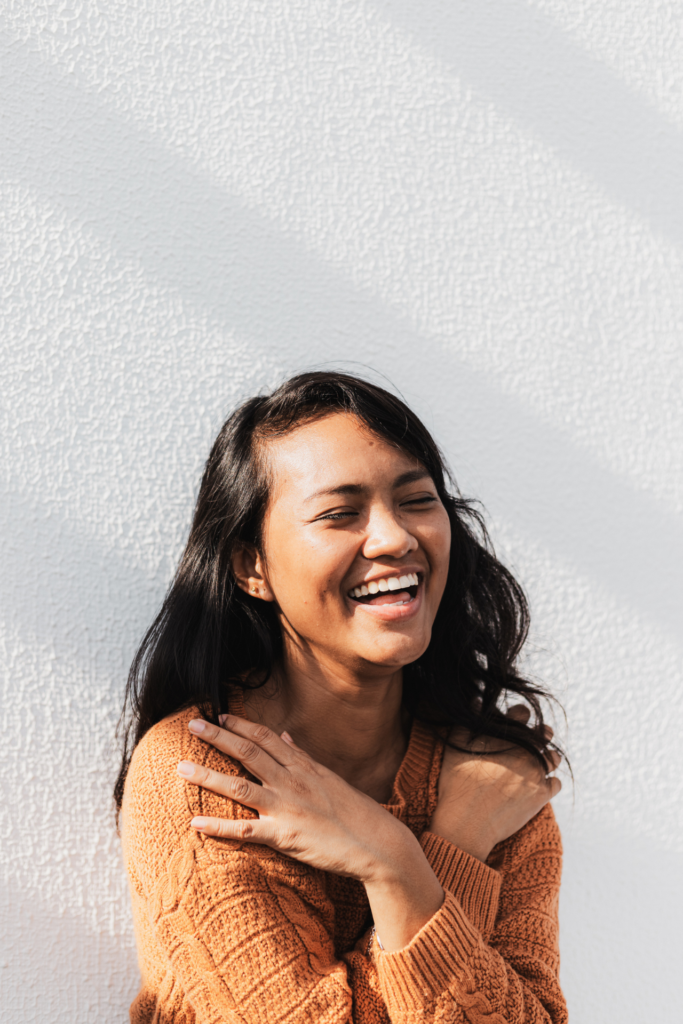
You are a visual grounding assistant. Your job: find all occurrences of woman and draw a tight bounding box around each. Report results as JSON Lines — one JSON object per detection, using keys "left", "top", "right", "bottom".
{"left": 117, "top": 371, "right": 566, "bottom": 1023}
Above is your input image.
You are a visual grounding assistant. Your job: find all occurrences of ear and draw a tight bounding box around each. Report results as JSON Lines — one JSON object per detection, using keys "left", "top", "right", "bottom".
{"left": 231, "top": 543, "right": 275, "bottom": 602}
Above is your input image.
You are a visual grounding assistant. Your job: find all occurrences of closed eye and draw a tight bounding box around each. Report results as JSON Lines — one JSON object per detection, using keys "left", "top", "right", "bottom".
{"left": 401, "top": 495, "right": 438, "bottom": 507}
{"left": 315, "top": 510, "right": 359, "bottom": 521}
{"left": 314, "top": 496, "right": 437, "bottom": 521}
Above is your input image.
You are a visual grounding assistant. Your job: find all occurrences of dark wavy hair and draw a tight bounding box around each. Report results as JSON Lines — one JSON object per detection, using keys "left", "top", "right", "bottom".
{"left": 115, "top": 370, "right": 560, "bottom": 811}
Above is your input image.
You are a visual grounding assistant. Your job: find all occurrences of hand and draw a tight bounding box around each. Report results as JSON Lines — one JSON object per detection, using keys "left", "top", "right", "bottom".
{"left": 429, "top": 706, "right": 562, "bottom": 863}
{"left": 177, "top": 714, "right": 444, "bottom": 950}
{"left": 179, "top": 714, "right": 410, "bottom": 881}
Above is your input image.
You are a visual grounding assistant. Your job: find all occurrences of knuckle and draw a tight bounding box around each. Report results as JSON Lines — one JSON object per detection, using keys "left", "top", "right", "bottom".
{"left": 232, "top": 777, "right": 251, "bottom": 801}
{"left": 236, "top": 739, "right": 259, "bottom": 762}
{"left": 219, "top": 819, "right": 238, "bottom": 839}
{"left": 278, "top": 825, "right": 298, "bottom": 849}
{"left": 235, "top": 819, "right": 254, "bottom": 840}
{"left": 252, "top": 724, "right": 273, "bottom": 745}
{"left": 298, "top": 755, "right": 319, "bottom": 777}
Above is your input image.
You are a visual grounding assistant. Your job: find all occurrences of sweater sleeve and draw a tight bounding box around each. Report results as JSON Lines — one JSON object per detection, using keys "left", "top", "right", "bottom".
{"left": 376, "top": 805, "right": 567, "bottom": 1024}
{"left": 419, "top": 831, "right": 502, "bottom": 940}
{"left": 122, "top": 714, "right": 566, "bottom": 1024}
{"left": 123, "top": 713, "right": 360, "bottom": 1023}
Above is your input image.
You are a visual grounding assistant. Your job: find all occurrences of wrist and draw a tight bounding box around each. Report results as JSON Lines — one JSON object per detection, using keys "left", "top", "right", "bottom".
{"left": 362, "top": 820, "right": 428, "bottom": 888}
{"left": 449, "top": 836, "right": 492, "bottom": 863}
{"left": 363, "top": 829, "right": 444, "bottom": 952}
{"left": 429, "top": 816, "right": 494, "bottom": 863}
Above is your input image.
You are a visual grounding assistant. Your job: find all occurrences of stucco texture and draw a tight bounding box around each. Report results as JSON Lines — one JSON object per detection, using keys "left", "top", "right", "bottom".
{"left": 1, "top": 2, "right": 682, "bottom": 1021}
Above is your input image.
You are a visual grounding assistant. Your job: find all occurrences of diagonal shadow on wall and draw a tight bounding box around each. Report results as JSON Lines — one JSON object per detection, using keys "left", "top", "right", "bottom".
{"left": 0, "top": 36, "right": 681, "bottom": 641}
{"left": 378, "top": 0, "right": 683, "bottom": 246}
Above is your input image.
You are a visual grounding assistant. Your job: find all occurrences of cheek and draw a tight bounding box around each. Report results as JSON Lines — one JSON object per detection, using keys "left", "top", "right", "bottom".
{"left": 425, "top": 519, "right": 452, "bottom": 575}
{"left": 265, "top": 536, "right": 349, "bottom": 610}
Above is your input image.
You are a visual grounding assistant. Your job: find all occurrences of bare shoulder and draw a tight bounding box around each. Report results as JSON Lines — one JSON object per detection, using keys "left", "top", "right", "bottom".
{"left": 488, "top": 803, "right": 563, "bottom": 875}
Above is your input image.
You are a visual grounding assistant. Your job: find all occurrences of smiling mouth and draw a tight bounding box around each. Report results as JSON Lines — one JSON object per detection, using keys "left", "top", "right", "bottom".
{"left": 348, "top": 573, "right": 421, "bottom": 606}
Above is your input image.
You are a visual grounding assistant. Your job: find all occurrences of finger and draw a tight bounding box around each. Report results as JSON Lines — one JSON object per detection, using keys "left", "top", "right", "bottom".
{"left": 190, "top": 815, "right": 274, "bottom": 844}
{"left": 543, "top": 724, "right": 555, "bottom": 742}
{"left": 544, "top": 749, "right": 562, "bottom": 773}
{"left": 177, "top": 761, "right": 276, "bottom": 813}
{"left": 280, "top": 731, "right": 308, "bottom": 756}
{"left": 187, "top": 718, "right": 289, "bottom": 783}
{"left": 506, "top": 704, "right": 531, "bottom": 725}
{"left": 547, "top": 776, "right": 562, "bottom": 799}
{"left": 218, "top": 714, "right": 305, "bottom": 769}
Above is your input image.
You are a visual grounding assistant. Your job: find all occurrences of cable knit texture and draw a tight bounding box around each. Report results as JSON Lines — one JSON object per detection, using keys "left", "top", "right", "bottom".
{"left": 122, "top": 697, "right": 566, "bottom": 1023}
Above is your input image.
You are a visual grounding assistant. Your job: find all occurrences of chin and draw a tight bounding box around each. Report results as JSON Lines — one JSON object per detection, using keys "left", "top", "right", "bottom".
{"left": 360, "top": 632, "right": 431, "bottom": 670}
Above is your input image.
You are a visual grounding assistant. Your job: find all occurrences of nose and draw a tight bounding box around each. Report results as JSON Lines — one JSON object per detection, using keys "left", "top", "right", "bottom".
{"left": 362, "top": 503, "right": 418, "bottom": 562}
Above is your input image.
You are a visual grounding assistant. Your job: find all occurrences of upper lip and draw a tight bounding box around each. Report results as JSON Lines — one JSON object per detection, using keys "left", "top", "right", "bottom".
{"left": 347, "top": 568, "right": 424, "bottom": 591}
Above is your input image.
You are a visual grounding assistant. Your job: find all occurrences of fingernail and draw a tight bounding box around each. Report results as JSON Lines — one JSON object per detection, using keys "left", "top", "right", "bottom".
{"left": 188, "top": 719, "right": 205, "bottom": 733}
{"left": 191, "top": 817, "right": 207, "bottom": 830}
{"left": 281, "top": 731, "right": 293, "bottom": 743}
{"left": 177, "top": 761, "right": 195, "bottom": 777}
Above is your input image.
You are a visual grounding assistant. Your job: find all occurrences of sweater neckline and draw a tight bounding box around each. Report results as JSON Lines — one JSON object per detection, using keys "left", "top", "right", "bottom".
{"left": 227, "top": 688, "right": 437, "bottom": 808}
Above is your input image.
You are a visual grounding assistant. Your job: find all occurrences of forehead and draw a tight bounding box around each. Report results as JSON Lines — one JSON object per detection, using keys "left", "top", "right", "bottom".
{"left": 263, "top": 412, "right": 424, "bottom": 501}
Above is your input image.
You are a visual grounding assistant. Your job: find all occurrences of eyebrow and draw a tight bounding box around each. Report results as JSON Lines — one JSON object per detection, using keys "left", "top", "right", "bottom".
{"left": 304, "top": 468, "right": 432, "bottom": 504}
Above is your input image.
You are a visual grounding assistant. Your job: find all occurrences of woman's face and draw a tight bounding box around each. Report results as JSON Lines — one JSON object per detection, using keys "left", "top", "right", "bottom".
{"left": 240, "top": 412, "right": 451, "bottom": 676}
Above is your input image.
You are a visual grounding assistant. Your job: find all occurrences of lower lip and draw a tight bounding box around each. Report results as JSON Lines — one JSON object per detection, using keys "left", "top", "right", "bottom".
{"left": 348, "top": 585, "right": 424, "bottom": 622}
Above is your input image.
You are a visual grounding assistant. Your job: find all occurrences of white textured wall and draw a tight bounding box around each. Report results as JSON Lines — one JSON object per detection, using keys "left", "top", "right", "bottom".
{"left": 1, "top": 2, "right": 682, "bottom": 1021}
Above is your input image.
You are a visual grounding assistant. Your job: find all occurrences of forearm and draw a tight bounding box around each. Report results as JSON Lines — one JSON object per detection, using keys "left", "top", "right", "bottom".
{"left": 372, "top": 889, "right": 565, "bottom": 1024}
{"left": 363, "top": 830, "right": 444, "bottom": 952}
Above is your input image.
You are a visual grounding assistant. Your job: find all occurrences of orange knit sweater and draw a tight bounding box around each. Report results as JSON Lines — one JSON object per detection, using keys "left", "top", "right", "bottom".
{"left": 121, "top": 697, "right": 566, "bottom": 1023}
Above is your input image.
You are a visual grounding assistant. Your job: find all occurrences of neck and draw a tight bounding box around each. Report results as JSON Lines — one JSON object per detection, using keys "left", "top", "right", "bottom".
{"left": 242, "top": 649, "right": 409, "bottom": 802}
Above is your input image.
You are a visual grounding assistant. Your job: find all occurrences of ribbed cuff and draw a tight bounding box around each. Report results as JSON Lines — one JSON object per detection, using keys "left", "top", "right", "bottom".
{"left": 376, "top": 891, "right": 479, "bottom": 1013}
{"left": 420, "top": 831, "right": 501, "bottom": 939}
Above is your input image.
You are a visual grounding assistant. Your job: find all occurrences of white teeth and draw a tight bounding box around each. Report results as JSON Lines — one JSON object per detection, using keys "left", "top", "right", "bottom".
{"left": 350, "top": 573, "right": 421, "bottom": 599}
